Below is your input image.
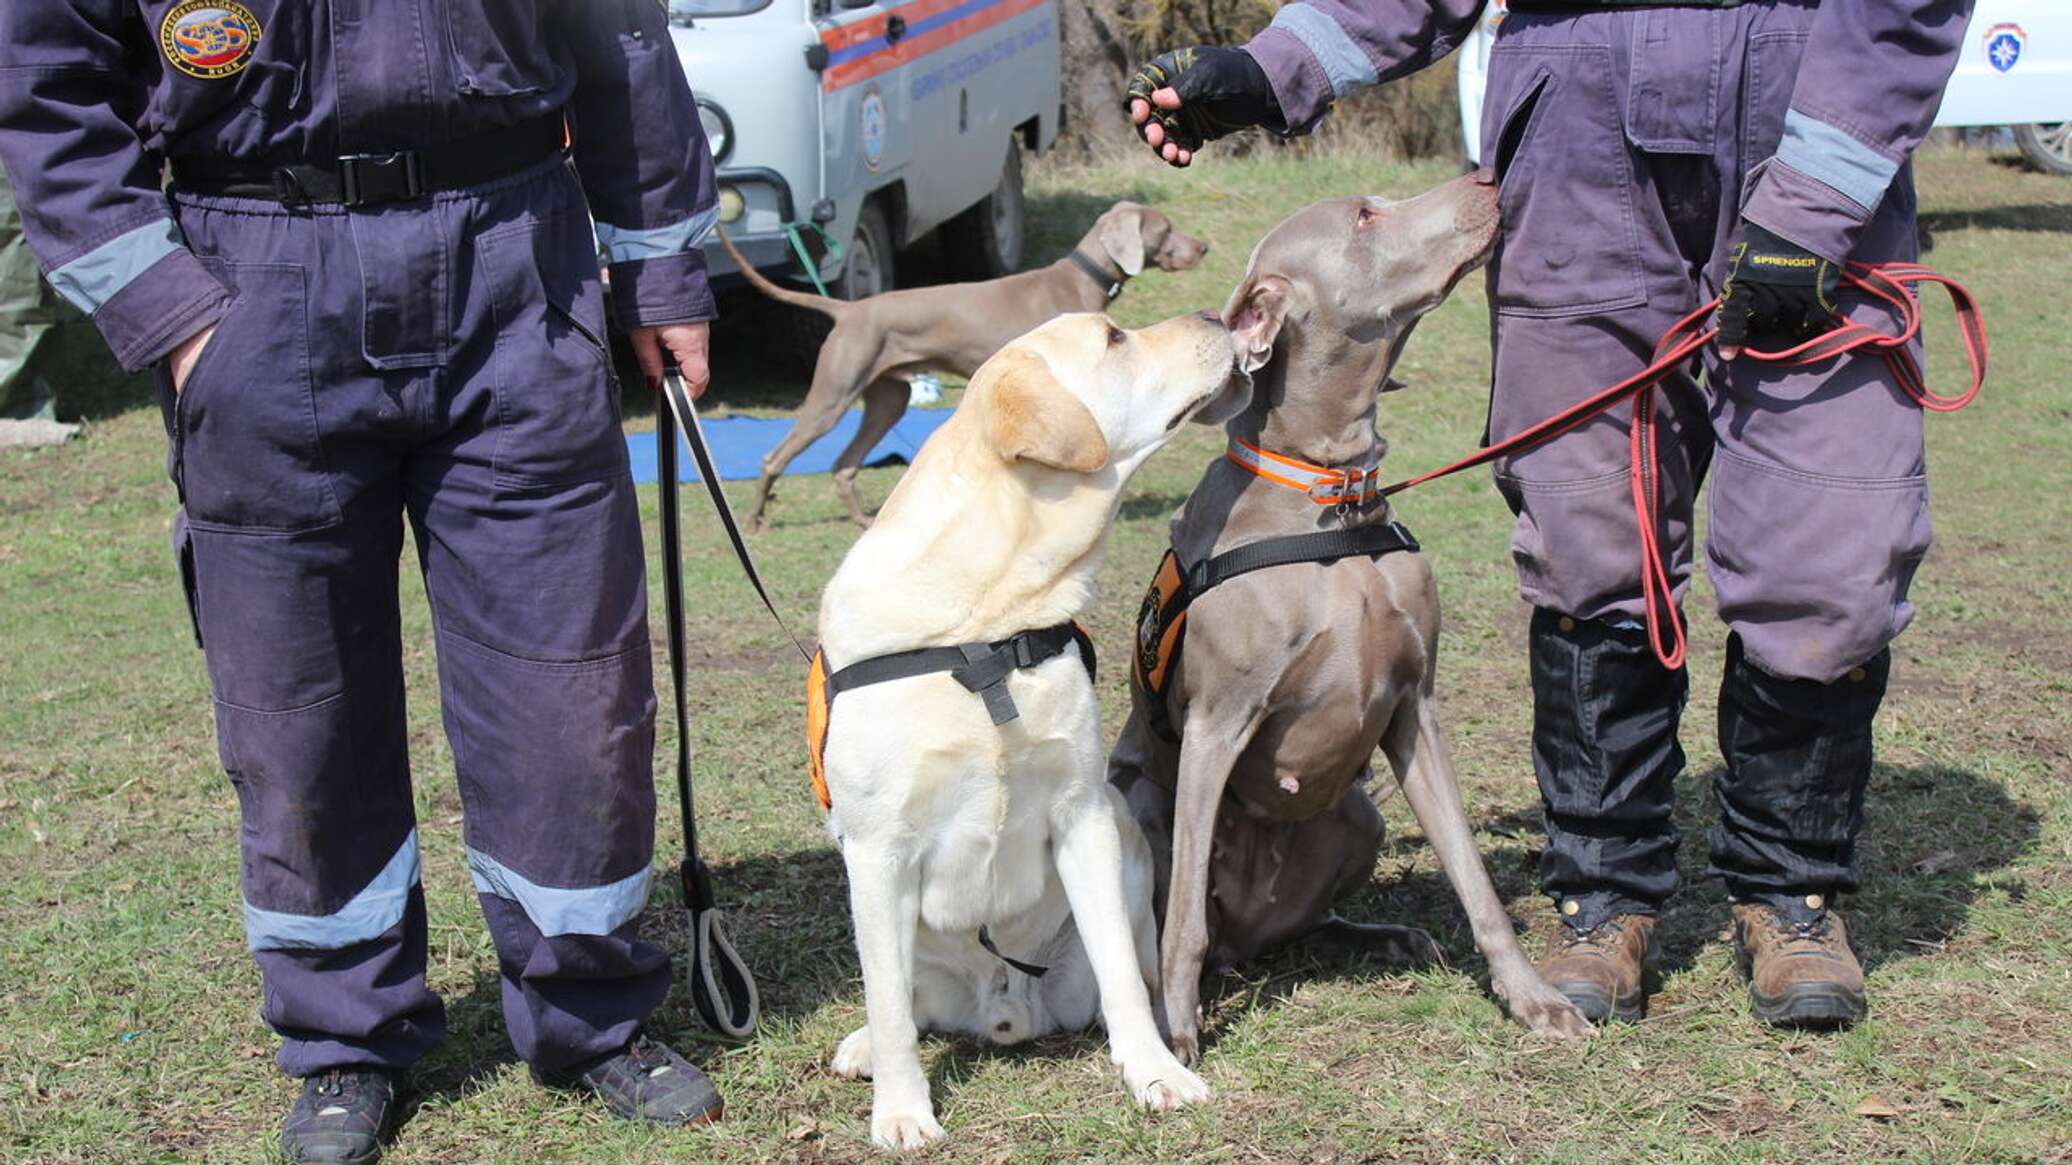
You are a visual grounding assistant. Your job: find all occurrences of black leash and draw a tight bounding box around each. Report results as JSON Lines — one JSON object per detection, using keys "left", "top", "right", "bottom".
{"left": 654, "top": 368, "right": 811, "bottom": 1040}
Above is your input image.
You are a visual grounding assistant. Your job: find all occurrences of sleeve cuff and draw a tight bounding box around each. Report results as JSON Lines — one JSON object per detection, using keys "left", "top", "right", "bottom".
{"left": 1740, "top": 159, "right": 1875, "bottom": 265}
{"left": 92, "top": 248, "right": 233, "bottom": 373}
{"left": 1242, "top": 29, "right": 1336, "bottom": 137}
{"left": 608, "top": 249, "right": 717, "bottom": 329}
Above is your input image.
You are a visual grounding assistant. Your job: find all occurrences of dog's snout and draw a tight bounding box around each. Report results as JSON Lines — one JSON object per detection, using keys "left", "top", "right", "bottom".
{"left": 1470, "top": 166, "right": 1496, "bottom": 188}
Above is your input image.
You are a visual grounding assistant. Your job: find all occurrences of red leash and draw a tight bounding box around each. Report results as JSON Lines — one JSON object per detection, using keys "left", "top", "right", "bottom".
{"left": 1379, "top": 262, "right": 1990, "bottom": 669}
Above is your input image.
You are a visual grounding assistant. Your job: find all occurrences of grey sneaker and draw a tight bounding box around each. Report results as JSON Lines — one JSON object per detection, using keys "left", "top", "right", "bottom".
{"left": 568, "top": 1034, "right": 723, "bottom": 1127}
{"left": 280, "top": 1069, "right": 395, "bottom": 1164}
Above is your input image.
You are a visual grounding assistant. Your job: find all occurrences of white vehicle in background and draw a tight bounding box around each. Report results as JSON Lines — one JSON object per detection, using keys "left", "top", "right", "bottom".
{"left": 1457, "top": 1, "right": 2072, "bottom": 176}
{"left": 669, "top": 0, "right": 1063, "bottom": 300}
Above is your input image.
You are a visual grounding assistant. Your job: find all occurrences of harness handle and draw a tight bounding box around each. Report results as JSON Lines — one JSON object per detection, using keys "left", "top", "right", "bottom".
{"left": 1379, "top": 262, "right": 1989, "bottom": 669}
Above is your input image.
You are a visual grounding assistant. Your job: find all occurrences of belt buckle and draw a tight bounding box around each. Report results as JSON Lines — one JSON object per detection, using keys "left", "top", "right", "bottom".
{"left": 338, "top": 150, "right": 425, "bottom": 208}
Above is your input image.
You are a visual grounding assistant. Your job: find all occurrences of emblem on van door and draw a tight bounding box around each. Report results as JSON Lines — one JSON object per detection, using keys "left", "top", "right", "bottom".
{"left": 861, "top": 86, "right": 888, "bottom": 172}
{"left": 160, "top": 1, "right": 262, "bottom": 80}
{"left": 1984, "top": 23, "right": 2025, "bottom": 74}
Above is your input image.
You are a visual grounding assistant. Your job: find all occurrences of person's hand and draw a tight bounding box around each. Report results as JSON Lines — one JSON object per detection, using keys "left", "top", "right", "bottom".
{"left": 628, "top": 321, "right": 711, "bottom": 400}
{"left": 1716, "top": 222, "right": 1842, "bottom": 359}
{"left": 167, "top": 323, "right": 218, "bottom": 395}
{"left": 1125, "top": 47, "right": 1284, "bottom": 168}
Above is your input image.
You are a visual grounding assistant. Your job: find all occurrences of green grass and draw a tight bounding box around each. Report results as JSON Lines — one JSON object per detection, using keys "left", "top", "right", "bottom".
{"left": 3, "top": 151, "right": 2069, "bottom": 1164}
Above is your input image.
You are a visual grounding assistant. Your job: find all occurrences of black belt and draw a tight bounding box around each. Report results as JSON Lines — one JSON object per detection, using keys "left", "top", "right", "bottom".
{"left": 825, "top": 622, "right": 1097, "bottom": 727}
{"left": 169, "top": 114, "right": 566, "bottom": 208}
{"left": 1506, "top": 0, "right": 1753, "bottom": 11}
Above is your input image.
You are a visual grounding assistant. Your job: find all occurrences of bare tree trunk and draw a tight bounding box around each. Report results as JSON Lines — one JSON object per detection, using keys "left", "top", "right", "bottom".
{"left": 1058, "top": 0, "right": 1137, "bottom": 160}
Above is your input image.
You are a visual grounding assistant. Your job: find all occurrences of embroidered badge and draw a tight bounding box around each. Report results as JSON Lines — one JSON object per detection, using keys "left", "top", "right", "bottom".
{"left": 161, "top": 2, "right": 262, "bottom": 80}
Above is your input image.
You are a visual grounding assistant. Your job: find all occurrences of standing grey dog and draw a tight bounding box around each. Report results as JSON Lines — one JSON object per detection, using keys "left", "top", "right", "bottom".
{"left": 723, "top": 203, "right": 1209, "bottom": 530}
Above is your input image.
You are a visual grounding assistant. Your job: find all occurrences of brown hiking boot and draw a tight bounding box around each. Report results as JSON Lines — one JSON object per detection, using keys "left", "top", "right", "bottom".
{"left": 1539, "top": 913, "right": 1657, "bottom": 1023}
{"left": 1732, "top": 898, "right": 1867, "bottom": 1028}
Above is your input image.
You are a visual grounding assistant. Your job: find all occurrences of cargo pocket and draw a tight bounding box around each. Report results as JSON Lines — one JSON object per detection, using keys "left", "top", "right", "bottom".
{"left": 1706, "top": 447, "right": 1932, "bottom": 678}
{"left": 175, "top": 262, "right": 340, "bottom": 535}
{"left": 1482, "top": 45, "right": 1647, "bottom": 319}
{"left": 1738, "top": 31, "right": 1809, "bottom": 195}
{"left": 477, "top": 211, "right": 628, "bottom": 492}
{"left": 444, "top": 0, "right": 564, "bottom": 97}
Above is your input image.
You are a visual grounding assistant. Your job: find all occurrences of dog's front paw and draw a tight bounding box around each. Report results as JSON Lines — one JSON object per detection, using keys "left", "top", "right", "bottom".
{"left": 1122, "top": 1053, "right": 1211, "bottom": 1112}
{"left": 870, "top": 1107, "right": 946, "bottom": 1151}
{"left": 831, "top": 1026, "right": 873, "bottom": 1078}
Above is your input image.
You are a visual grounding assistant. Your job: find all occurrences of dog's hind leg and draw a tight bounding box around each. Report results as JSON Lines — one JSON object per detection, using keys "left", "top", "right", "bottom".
{"left": 1054, "top": 784, "right": 1210, "bottom": 1111}
{"left": 838, "top": 840, "right": 946, "bottom": 1147}
{"left": 1382, "top": 693, "right": 1593, "bottom": 1040}
{"left": 830, "top": 377, "right": 912, "bottom": 529}
{"left": 749, "top": 331, "right": 884, "bottom": 531}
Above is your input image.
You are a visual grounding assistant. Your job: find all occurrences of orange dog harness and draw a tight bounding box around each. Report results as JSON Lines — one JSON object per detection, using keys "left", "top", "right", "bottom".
{"left": 805, "top": 622, "right": 1097, "bottom": 810}
{"left": 1132, "top": 520, "right": 1420, "bottom": 741}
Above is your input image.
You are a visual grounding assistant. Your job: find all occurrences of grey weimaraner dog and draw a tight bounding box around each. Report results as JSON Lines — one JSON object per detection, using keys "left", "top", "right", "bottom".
{"left": 1108, "top": 172, "right": 1593, "bottom": 1064}
{"left": 721, "top": 203, "right": 1209, "bottom": 530}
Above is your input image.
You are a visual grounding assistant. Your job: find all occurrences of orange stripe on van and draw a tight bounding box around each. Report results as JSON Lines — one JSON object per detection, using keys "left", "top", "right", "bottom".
{"left": 821, "top": 0, "right": 1049, "bottom": 92}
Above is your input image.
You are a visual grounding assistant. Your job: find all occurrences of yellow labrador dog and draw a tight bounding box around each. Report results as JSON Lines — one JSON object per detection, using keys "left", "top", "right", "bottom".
{"left": 811, "top": 310, "right": 1250, "bottom": 1149}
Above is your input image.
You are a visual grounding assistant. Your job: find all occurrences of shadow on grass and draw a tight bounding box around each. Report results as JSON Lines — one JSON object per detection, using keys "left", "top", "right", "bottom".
{"left": 1918, "top": 201, "right": 2072, "bottom": 253}
{"left": 1646, "top": 760, "right": 2040, "bottom": 977}
{"left": 1188, "top": 759, "right": 2036, "bottom": 1043}
{"left": 389, "top": 761, "right": 2036, "bottom": 1119}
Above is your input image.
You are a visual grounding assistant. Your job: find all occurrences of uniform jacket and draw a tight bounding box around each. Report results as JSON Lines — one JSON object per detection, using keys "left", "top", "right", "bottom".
{"left": 1242, "top": 0, "right": 1973, "bottom": 263}
{"left": 0, "top": 0, "right": 717, "bottom": 373}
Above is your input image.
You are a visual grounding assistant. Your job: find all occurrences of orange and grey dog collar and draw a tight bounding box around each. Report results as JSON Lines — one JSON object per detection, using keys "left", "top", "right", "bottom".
{"left": 1226, "top": 436, "right": 1383, "bottom": 507}
{"left": 805, "top": 622, "right": 1097, "bottom": 811}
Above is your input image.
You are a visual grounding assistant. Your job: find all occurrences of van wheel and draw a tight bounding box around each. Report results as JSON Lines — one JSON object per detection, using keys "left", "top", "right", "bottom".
{"left": 944, "top": 143, "right": 1025, "bottom": 280}
{"left": 836, "top": 202, "right": 896, "bottom": 300}
{"left": 2015, "top": 123, "right": 2072, "bottom": 177}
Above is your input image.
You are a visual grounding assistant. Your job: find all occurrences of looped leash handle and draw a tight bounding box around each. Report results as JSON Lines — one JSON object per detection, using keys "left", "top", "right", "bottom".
{"left": 654, "top": 371, "right": 771, "bottom": 1040}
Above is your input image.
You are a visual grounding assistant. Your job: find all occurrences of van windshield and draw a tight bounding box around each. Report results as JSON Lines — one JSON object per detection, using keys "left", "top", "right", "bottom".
{"left": 668, "top": 0, "right": 773, "bottom": 19}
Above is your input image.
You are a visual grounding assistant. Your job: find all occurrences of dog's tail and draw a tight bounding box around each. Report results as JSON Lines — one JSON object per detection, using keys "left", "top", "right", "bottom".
{"left": 717, "top": 228, "right": 848, "bottom": 319}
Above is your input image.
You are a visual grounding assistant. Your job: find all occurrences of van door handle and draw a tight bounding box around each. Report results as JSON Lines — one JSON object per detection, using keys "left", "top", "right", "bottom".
{"left": 885, "top": 14, "right": 907, "bottom": 41}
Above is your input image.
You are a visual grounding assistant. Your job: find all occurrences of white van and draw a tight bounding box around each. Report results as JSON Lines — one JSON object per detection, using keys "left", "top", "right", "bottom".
{"left": 668, "top": 0, "right": 1063, "bottom": 299}
{"left": 1458, "top": 0, "right": 2072, "bottom": 176}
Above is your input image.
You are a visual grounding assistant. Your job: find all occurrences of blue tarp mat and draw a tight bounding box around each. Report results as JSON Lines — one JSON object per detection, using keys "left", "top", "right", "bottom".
{"left": 625, "top": 407, "right": 953, "bottom": 484}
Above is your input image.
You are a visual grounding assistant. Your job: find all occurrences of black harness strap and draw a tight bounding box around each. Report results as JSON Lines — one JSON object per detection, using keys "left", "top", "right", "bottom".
{"left": 825, "top": 622, "right": 1097, "bottom": 726}
{"left": 1137, "top": 520, "right": 1421, "bottom": 741}
{"left": 824, "top": 623, "right": 1095, "bottom": 980}
{"left": 978, "top": 925, "right": 1051, "bottom": 978}
{"left": 1186, "top": 521, "right": 1420, "bottom": 595}
{"left": 1067, "top": 250, "right": 1126, "bottom": 301}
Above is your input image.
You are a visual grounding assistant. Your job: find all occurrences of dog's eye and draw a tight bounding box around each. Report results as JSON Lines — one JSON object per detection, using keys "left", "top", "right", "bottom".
{"left": 1106, "top": 326, "right": 1127, "bottom": 346}
{"left": 1355, "top": 205, "right": 1379, "bottom": 228}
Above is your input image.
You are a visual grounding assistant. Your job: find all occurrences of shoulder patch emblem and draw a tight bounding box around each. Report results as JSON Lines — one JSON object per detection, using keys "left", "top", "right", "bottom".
{"left": 161, "top": 2, "right": 263, "bottom": 80}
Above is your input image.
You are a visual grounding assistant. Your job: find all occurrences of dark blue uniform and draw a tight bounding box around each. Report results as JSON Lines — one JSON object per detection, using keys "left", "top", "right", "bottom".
{"left": 0, "top": 1, "right": 717, "bottom": 1078}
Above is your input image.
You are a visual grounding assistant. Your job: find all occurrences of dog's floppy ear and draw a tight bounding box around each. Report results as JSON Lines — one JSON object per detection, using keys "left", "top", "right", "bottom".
{"left": 1099, "top": 204, "right": 1146, "bottom": 276}
{"left": 1223, "top": 273, "right": 1292, "bottom": 374}
{"left": 979, "top": 347, "right": 1110, "bottom": 474}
